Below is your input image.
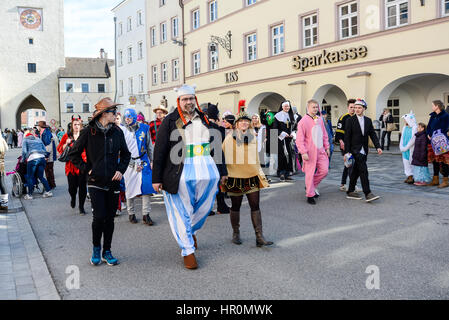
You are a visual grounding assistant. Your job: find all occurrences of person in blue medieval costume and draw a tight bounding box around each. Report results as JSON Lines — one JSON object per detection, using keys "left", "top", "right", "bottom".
{"left": 121, "top": 108, "right": 156, "bottom": 226}
{"left": 152, "top": 84, "right": 228, "bottom": 270}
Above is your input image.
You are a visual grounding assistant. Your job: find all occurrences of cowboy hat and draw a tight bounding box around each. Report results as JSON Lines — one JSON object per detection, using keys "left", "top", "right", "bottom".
{"left": 153, "top": 105, "right": 169, "bottom": 114}
{"left": 92, "top": 97, "right": 122, "bottom": 120}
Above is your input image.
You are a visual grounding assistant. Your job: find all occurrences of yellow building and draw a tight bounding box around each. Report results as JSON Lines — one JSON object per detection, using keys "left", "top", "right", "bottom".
{"left": 182, "top": 0, "right": 449, "bottom": 140}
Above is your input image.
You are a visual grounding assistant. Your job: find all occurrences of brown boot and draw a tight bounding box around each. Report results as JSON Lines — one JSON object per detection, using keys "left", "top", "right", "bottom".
{"left": 183, "top": 253, "right": 198, "bottom": 269}
{"left": 438, "top": 177, "right": 449, "bottom": 188}
{"left": 427, "top": 176, "right": 439, "bottom": 186}
{"left": 250, "top": 210, "right": 273, "bottom": 247}
{"left": 230, "top": 210, "right": 242, "bottom": 245}
{"left": 405, "top": 176, "right": 414, "bottom": 184}
{"left": 193, "top": 235, "right": 197, "bottom": 250}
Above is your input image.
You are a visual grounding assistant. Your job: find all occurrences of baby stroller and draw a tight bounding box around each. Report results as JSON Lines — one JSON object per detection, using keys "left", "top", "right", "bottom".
{"left": 7, "top": 156, "right": 45, "bottom": 197}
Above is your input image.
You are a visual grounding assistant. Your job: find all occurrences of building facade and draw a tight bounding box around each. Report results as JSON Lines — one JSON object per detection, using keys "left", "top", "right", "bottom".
{"left": 145, "top": 0, "right": 184, "bottom": 118}
{"left": 182, "top": 0, "right": 449, "bottom": 141}
{"left": 0, "top": 0, "right": 65, "bottom": 129}
{"left": 113, "top": 0, "right": 150, "bottom": 118}
{"left": 58, "top": 57, "right": 115, "bottom": 130}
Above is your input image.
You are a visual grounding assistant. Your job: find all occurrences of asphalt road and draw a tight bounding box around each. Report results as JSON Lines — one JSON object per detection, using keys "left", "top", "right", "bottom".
{"left": 6, "top": 148, "right": 449, "bottom": 300}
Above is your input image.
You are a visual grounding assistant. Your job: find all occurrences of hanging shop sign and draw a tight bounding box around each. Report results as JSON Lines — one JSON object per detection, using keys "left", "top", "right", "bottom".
{"left": 292, "top": 45, "right": 368, "bottom": 72}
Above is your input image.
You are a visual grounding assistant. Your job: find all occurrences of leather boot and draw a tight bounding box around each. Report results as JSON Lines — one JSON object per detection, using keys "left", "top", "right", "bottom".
{"left": 183, "top": 253, "right": 198, "bottom": 269}
{"left": 250, "top": 210, "right": 273, "bottom": 247}
{"left": 438, "top": 177, "right": 449, "bottom": 188}
{"left": 142, "top": 214, "right": 154, "bottom": 226}
{"left": 427, "top": 176, "right": 439, "bottom": 186}
{"left": 0, "top": 194, "right": 8, "bottom": 212}
{"left": 406, "top": 176, "right": 414, "bottom": 184}
{"left": 230, "top": 210, "right": 242, "bottom": 245}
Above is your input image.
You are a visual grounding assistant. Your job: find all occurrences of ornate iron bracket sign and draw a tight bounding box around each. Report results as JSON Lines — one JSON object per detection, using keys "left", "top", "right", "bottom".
{"left": 210, "top": 31, "right": 232, "bottom": 58}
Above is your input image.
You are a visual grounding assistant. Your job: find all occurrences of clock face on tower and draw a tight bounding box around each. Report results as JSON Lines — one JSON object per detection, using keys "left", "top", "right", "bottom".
{"left": 20, "top": 9, "right": 42, "bottom": 30}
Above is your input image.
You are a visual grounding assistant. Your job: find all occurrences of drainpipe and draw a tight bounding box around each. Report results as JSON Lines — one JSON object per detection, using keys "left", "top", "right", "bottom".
{"left": 113, "top": 16, "right": 118, "bottom": 103}
{"left": 179, "top": 0, "right": 185, "bottom": 84}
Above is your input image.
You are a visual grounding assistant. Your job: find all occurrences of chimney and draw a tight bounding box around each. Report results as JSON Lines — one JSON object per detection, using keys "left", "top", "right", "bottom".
{"left": 100, "top": 48, "right": 105, "bottom": 59}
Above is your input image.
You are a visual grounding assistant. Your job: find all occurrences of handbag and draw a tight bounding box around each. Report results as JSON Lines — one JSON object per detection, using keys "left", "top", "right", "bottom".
{"left": 431, "top": 129, "right": 449, "bottom": 156}
{"left": 58, "top": 145, "right": 71, "bottom": 162}
{"left": 386, "top": 122, "right": 396, "bottom": 132}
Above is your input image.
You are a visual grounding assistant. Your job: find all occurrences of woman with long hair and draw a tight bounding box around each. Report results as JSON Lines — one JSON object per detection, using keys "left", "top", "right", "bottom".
{"left": 57, "top": 116, "right": 88, "bottom": 214}
{"left": 0, "top": 134, "right": 9, "bottom": 211}
{"left": 222, "top": 111, "right": 273, "bottom": 247}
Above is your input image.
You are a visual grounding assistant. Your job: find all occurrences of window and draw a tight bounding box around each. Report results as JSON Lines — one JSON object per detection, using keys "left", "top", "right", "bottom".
{"left": 246, "top": 0, "right": 257, "bottom": 5}
{"left": 152, "top": 66, "right": 158, "bottom": 85}
{"left": 151, "top": 27, "right": 156, "bottom": 46}
{"left": 387, "top": 98, "right": 400, "bottom": 130}
{"left": 172, "top": 17, "right": 179, "bottom": 38}
{"left": 119, "top": 80, "right": 124, "bottom": 96}
{"left": 137, "top": 11, "right": 143, "bottom": 26}
{"left": 127, "top": 17, "right": 132, "bottom": 31}
{"left": 173, "top": 59, "right": 179, "bottom": 81}
{"left": 42, "top": 111, "right": 46, "bottom": 116}
{"left": 128, "top": 77, "right": 133, "bottom": 95}
{"left": 193, "top": 52, "right": 200, "bottom": 75}
{"left": 81, "top": 83, "right": 89, "bottom": 93}
{"left": 161, "top": 22, "right": 167, "bottom": 43}
{"left": 138, "top": 41, "right": 143, "bottom": 60}
{"left": 160, "top": 0, "right": 166, "bottom": 6}
{"left": 385, "top": 0, "right": 409, "bottom": 29}
{"left": 28, "top": 38, "right": 33, "bottom": 45}
{"left": 192, "top": 9, "right": 200, "bottom": 30}
{"left": 119, "top": 50, "right": 123, "bottom": 66}
{"left": 98, "top": 84, "right": 105, "bottom": 93}
{"left": 443, "top": 0, "right": 449, "bottom": 16}
{"left": 271, "top": 24, "right": 284, "bottom": 56}
{"left": 27, "top": 63, "right": 36, "bottom": 73}
{"left": 210, "top": 50, "right": 218, "bottom": 71}
{"left": 128, "top": 47, "right": 133, "bottom": 63}
{"left": 118, "top": 22, "right": 123, "bottom": 36}
{"left": 161, "top": 63, "right": 168, "bottom": 83}
{"left": 66, "top": 103, "right": 74, "bottom": 113}
{"left": 139, "top": 74, "right": 144, "bottom": 92}
{"left": 339, "top": 1, "right": 358, "bottom": 39}
{"left": 444, "top": 93, "right": 449, "bottom": 110}
{"left": 246, "top": 33, "right": 257, "bottom": 61}
{"left": 303, "top": 14, "right": 318, "bottom": 48}
{"left": 65, "top": 83, "right": 73, "bottom": 92}
{"left": 83, "top": 103, "right": 90, "bottom": 113}
{"left": 209, "top": 1, "right": 218, "bottom": 22}
{"left": 35, "top": 112, "right": 39, "bottom": 117}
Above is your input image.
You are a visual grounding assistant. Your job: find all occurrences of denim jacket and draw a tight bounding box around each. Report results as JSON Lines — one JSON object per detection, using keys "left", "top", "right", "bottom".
{"left": 21, "top": 136, "right": 49, "bottom": 162}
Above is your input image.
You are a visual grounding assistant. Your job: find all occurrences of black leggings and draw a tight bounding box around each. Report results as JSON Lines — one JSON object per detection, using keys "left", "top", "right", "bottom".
{"left": 230, "top": 191, "right": 260, "bottom": 212}
{"left": 0, "top": 175, "right": 6, "bottom": 194}
{"left": 67, "top": 173, "right": 87, "bottom": 209}
{"left": 433, "top": 161, "right": 449, "bottom": 177}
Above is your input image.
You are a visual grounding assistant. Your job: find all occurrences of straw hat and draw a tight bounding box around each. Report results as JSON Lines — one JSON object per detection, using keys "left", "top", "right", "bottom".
{"left": 153, "top": 105, "right": 169, "bottom": 114}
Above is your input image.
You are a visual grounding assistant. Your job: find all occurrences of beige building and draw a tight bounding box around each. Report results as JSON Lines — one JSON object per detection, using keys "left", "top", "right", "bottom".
{"left": 146, "top": 0, "right": 184, "bottom": 118}
{"left": 182, "top": 0, "right": 449, "bottom": 141}
{"left": 58, "top": 57, "right": 115, "bottom": 129}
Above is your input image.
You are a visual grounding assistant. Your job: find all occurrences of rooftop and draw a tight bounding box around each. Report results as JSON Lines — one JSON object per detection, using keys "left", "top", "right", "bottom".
{"left": 58, "top": 57, "right": 115, "bottom": 78}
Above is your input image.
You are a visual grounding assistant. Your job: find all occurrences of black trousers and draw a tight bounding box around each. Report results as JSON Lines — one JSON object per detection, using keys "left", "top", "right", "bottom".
{"left": 89, "top": 187, "right": 119, "bottom": 251}
{"left": 433, "top": 161, "right": 449, "bottom": 177}
{"left": 348, "top": 154, "right": 371, "bottom": 196}
{"left": 341, "top": 165, "right": 353, "bottom": 185}
{"left": 67, "top": 173, "right": 87, "bottom": 209}
{"left": 0, "top": 175, "right": 6, "bottom": 194}
{"left": 45, "top": 162, "right": 56, "bottom": 189}
{"left": 381, "top": 131, "right": 391, "bottom": 149}
{"left": 216, "top": 191, "right": 230, "bottom": 213}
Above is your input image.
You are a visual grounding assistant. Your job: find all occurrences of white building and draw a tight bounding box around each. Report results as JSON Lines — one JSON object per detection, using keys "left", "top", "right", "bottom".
{"left": 58, "top": 56, "right": 115, "bottom": 130}
{"left": 146, "top": 0, "right": 183, "bottom": 117}
{"left": 112, "top": 0, "right": 150, "bottom": 119}
{"left": 0, "top": 0, "right": 65, "bottom": 129}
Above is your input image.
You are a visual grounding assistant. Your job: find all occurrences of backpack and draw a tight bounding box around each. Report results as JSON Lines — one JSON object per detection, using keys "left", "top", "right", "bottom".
{"left": 431, "top": 129, "right": 449, "bottom": 156}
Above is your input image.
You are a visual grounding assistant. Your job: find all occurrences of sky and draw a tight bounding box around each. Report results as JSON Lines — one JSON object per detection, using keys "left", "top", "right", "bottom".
{"left": 64, "top": 0, "right": 117, "bottom": 58}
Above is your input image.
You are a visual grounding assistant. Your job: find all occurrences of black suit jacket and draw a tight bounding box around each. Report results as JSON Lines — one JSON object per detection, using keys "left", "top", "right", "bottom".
{"left": 344, "top": 115, "right": 381, "bottom": 156}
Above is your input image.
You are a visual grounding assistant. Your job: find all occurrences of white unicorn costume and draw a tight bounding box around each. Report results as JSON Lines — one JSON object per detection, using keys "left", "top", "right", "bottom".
{"left": 399, "top": 111, "right": 418, "bottom": 178}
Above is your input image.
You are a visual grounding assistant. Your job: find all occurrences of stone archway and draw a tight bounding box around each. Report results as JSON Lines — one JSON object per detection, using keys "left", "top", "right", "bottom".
{"left": 15, "top": 95, "right": 46, "bottom": 129}
{"left": 312, "top": 84, "right": 348, "bottom": 126}
{"left": 376, "top": 73, "right": 449, "bottom": 141}
{"left": 247, "top": 92, "right": 286, "bottom": 117}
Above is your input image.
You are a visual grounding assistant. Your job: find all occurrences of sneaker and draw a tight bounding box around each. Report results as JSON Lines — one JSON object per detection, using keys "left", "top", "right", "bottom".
{"left": 346, "top": 192, "right": 363, "bottom": 200}
{"left": 280, "top": 175, "right": 285, "bottom": 182}
{"left": 79, "top": 208, "right": 86, "bottom": 215}
{"left": 307, "top": 197, "right": 316, "bottom": 205}
{"left": 115, "top": 210, "right": 121, "bottom": 217}
{"left": 102, "top": 250, "right": 118, "bottom": 266}
{"left": 339, "top": 185, "right": 347, "bottom": 191}
{"left": 90, "top": 246, "right": 102, "bottom": 266}
{"left": 365, "top": 193, "right": 380, "bottom": 202}
{"left": 285, "top": 176, "right": 294, "bottom": 181}
{"left": 142, "top": 214, "right": 154, "bottom": 226}
{"left": 209, "top": 211, "right": 216, "bottom": 216}
{"left": 121, "top": 202, "right": 127, "bottom": 210}
{"left": 23, "top": 194, "right": 33, "bottom": 200}
{"left": 129, "top": 214, "right": 138, "bottom": 224}
{"left": 43, "top": 191, "right": 53, "bottom": 198}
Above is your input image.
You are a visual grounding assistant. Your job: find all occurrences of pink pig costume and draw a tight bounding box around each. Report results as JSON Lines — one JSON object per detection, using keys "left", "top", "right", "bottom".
{"left": 296, "top": 115, "right": 330, "bottom": 197}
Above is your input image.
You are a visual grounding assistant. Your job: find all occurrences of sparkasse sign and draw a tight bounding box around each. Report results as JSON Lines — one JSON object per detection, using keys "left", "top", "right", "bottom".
{"left": 292, "top": 45, "right": 368, "bottom": 71}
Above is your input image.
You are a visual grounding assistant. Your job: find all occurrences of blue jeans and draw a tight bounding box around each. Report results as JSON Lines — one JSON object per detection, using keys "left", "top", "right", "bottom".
{"left": 27, "top": 157, "right": 51, "bottom": 195}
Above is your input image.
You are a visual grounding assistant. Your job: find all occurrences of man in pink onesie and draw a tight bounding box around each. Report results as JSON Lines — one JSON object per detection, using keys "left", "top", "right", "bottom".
{"left": 296, "top": 99, "right": 331, "bottom": 205}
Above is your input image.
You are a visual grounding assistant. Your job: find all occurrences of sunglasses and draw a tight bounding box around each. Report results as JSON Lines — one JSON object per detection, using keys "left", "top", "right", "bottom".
{"left": 105, "top": 109, "right": 117, "bottom": 115}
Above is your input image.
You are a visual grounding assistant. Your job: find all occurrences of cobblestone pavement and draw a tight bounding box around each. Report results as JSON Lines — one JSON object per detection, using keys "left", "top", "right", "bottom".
{"left": 0, "top": 149, "right": 59, "bottom": 300}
